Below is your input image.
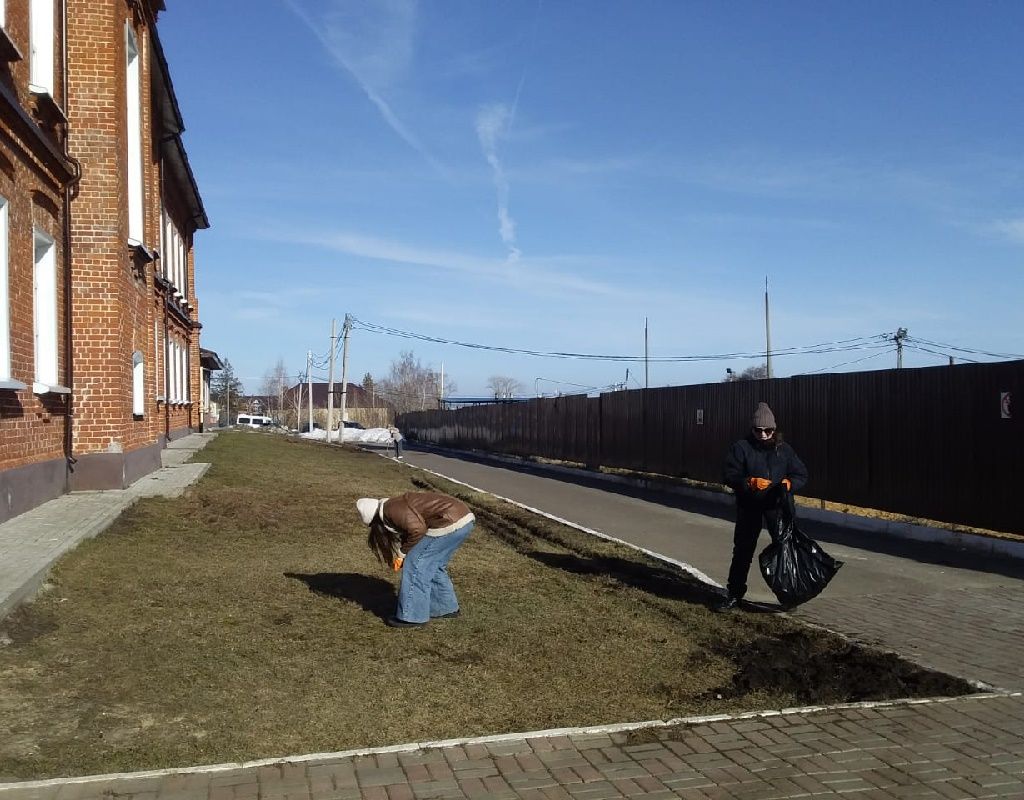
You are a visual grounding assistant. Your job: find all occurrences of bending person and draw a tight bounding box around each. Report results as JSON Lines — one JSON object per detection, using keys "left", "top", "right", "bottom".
{"left": 356, "top": 492, "right": 475, "bottom": 627}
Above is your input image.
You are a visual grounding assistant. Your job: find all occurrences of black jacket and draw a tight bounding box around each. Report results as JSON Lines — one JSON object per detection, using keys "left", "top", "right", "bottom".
{"left": 723, "top": 436, "right": 808, "bottom": 505}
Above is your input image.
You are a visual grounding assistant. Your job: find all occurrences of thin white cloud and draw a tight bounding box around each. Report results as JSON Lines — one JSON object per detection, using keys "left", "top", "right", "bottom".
{"left": 274, "top": 228, "right": 627, "bottom": 297}
{"left": 281, "top": 0, "right": 447, "bottom": 177}
{"left": 476, "top": 103, "right": 520, "bottom": 262}
{"left": 987, "top": 217, "right": 1024, "bottom": 244}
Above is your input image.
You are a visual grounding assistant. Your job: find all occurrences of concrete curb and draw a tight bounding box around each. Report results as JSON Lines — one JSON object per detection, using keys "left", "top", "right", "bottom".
{"left": 1, "top": 691, "right": 1016, "bottom": 790}
{"left": 407, "top": 443, "right": 1024, "bottom": 562}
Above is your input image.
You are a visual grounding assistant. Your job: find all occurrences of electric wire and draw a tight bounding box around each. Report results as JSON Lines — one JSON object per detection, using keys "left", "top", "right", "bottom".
{"left": 905, "top": 336, "right": 1022, "bottom": 361}
{"left": 351, "top": 317, "right": 890, "bottom": 363}
{"left": 798, "top": 347, "right": 892, "bottom": 375}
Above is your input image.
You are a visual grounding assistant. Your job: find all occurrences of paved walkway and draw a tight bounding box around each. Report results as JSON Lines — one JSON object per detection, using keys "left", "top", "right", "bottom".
{"left": 1, "top": 437, "right": 1023, "bottom": 798}
{"left": 0, "top": 432, "right": 216, "bottom": 620}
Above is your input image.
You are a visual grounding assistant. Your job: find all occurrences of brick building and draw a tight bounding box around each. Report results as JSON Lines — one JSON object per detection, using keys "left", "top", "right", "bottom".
{"left": 0, "top": 1, "right": 208, "bottom": 523}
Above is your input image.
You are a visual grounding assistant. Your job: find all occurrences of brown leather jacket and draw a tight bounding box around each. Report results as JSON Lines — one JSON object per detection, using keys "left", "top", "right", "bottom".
{"left": 381, "top": 492, "right": 474, "bottom": 553}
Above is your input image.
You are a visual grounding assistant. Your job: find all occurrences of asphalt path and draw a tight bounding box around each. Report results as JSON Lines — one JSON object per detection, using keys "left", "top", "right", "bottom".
{"left": 387, "top": 445, "right": 1024, "bottom": 608}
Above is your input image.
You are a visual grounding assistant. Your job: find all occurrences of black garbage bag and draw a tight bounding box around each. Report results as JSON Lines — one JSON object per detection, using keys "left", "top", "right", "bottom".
{"left": 758, "top": 494, "right": 843, "bottom": 608}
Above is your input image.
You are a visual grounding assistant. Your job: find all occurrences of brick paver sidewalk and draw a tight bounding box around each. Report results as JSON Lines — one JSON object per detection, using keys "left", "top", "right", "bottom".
{"left": 1, "top": 693, "right": 1021, "bottom": 799}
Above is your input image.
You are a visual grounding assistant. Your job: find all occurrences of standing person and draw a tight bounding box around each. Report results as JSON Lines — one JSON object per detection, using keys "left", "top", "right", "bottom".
{"left": 718, "top": 402, "right": 808, "bottom": 612}
{"left": 388, "top": 425, "right": 404, "bottom": 460}
{"left": 356, "top": 492, "right": 475, "bottom": 627}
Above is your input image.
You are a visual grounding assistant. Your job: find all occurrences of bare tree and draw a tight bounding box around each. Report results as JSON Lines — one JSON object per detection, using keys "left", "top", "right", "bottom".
{"left": 259, "top": 358, "right": 289, "bottom": 420}
{"left": 486, "top": 374, "right": 523, "bottom": 399}
{"left": 378, "top": 351, "right": 454, "bottom": 414}
{"left": 723, "top": 363, "right": 769, "bottom": 382}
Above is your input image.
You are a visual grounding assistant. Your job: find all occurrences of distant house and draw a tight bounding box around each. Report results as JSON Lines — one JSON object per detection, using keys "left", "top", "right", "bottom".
{"left": 199, "top": 348, "right": 224, "bottom": 429}
{"left": 283, "top": 382, "right": 391, "bottom": 429}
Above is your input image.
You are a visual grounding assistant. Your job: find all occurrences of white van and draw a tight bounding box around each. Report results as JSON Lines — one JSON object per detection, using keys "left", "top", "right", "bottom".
{"left": 236, "top": 414, "right": 273, "bottom": 429}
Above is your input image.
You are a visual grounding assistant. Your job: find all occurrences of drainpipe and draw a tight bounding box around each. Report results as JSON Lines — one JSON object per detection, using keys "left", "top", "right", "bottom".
{"left": 61, "top": 0, "right": 82, "bottom": 485}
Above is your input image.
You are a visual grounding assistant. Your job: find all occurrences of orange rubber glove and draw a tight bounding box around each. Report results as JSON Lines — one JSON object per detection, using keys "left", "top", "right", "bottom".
{"left": 747, "top": 477, "right": 772, "bottom": 491}
{"left": 781, "top": 478, "right": 792, "bottom": 492}
{"left": 392, "top": 556, "right": 405, "bottom": 572}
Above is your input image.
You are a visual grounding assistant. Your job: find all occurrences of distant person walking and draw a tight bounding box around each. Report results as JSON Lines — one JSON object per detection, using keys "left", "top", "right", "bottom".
{"left": 356, "top": 492, "right": 475, "bottom": 627}
{"left": 388, "top": 425, "right": 404, "bottom": 460}
{"left": 718, "top": 402, "right": 808, "bottom": 611}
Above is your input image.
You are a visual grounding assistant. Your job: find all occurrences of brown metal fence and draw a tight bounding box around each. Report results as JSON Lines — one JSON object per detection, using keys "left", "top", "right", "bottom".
{"left": 399, "top": 361, "right": 1024, "bottom": 533}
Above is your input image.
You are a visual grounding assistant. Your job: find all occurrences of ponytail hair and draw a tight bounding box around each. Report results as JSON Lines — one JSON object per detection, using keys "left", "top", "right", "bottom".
{"left": 367, "top": 517, "right": 400, "bottom": 566}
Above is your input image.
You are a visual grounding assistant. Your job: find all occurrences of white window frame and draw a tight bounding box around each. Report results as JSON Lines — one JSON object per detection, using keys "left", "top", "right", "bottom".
{"left": 33, "top": 229, "right": 59, "bottom": 392}
{"left": 154, "top": 320, "right": 162, "bottom": 400}
{"left": 125, "top": 23, "right": 143, "bottom": 245}
{"left": 0, "top": 197, "right": 12, "bottom": 385}
{"left": 132, "top": 351, "right": 144, "bottom": 416}
{"left": 0, "top": 2, "right": 7, "bottom": 29}
{"left": 29, "top": 0, "right": 54, "bottom": 95}
{"left": 0, "top": 197, "right": 22, "bottom": 389}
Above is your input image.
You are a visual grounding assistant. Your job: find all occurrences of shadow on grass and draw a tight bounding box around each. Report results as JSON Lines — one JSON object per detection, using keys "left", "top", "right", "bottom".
{"left": 285, "top": 572, "right": 395, "bottom": 620}
{"left": 528, "top": 550, "right": 727, "bottom": 609}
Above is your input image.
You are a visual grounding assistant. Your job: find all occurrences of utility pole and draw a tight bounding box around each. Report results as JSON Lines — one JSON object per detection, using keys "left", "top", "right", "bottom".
{"left": 226, "top": 382, "right": 231, "bottom": 426}
{"left": 644, "top": 317, "right": 649, "bottom": 389}
{"left": 326, "top": 318, "right": 337, "bottom": 443}
{"left": 339, "top": 315, "right": 352, "bottom": 432}
{"left": 893, "top": 327, "right": 908, "bottom": 369}
{"left": 306, "top": 350, "right": 313, "bottom": 433}
{"left": 764, "top": 276, "right": 773, "bottom": 379}
{"left": 439, "top": 361, "right": 444, "bottom": 409}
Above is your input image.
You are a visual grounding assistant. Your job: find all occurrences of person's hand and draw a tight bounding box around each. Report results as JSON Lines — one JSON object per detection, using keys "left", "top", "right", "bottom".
{"left": 392, "top": 556, "right": 405, "bottom": 572}
{"left": 781, "top": 478, "right": 792, "bottom": 492}
{"left": 747, "top": 477, "right": 772, "bottom": 491}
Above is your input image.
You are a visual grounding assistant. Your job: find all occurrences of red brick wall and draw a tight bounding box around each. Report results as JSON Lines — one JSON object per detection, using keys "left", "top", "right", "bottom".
{"left": 0, "top": 2, "right": 71, "bottom": 473}
{"left": 2, "top": 0, "right": 205, "bottom": 509}
{"left": 66, "top": 0, "right": 201, "bottom": 456}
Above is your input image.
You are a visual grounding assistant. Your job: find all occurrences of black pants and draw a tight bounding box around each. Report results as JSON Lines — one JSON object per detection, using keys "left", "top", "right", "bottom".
{"left": 726, "top": 502, "right": 781, "bottom": 599}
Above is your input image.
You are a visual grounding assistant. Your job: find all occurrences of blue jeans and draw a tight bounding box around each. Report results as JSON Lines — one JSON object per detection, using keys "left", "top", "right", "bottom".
{"left": 396, "top": 522, "right": 473, "bottom": 623}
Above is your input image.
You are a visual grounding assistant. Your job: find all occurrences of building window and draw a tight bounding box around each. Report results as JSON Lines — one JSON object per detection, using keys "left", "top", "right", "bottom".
{"left": 125, "top": 23, "right": 143, "bottom": 244}
{"left": 132, "top": 351, "right": 144, "bottom": 416}
{"left": 0, "top": 197, "right": 9, "bottom": 382}
{"left": 154, "top": 320, "right": 162, "bottom": 399}
{"left": 33, "top": 230, "right": 58, "bottom": 389}
{"left": 0, "top": 1, "right": 7, "bottom": 29}
{"left": 29, "top": 0, "right": 54, "bottom": 95}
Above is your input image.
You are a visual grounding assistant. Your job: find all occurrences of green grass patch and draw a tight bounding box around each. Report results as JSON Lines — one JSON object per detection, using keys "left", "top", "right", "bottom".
{"left": 0, "top": 432, "right": 974, "bottom": 780}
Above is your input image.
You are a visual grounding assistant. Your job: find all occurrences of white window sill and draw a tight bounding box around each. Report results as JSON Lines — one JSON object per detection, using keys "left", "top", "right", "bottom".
{"left": 0, "top": 378, "right": 27, "bottom": 390}
{"left": 156, "top": 395, "right": 166, "bottom": 402}
{"left": 28, "top": 84, "right": 53, "bottom": 97}
{"left": 33, "top": 382, "right": 71, "bottom": 395}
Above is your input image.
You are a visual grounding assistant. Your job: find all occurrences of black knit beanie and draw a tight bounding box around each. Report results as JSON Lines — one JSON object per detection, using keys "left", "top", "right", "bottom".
{"left": 752, "top": 402, "right": 776, "bottom": 429}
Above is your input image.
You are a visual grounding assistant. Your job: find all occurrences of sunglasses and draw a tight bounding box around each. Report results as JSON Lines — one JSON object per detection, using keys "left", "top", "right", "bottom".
{"left": 753, "top": 427, "right": 776, "bottom": 435}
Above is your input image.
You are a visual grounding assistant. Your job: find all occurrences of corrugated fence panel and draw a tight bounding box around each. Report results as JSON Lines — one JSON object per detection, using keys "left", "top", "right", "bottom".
{"left": 398, "top": 361, "right": 1024, "bottom": 532}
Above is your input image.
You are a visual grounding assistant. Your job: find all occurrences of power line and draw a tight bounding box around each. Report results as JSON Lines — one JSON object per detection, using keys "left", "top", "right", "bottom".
{"left": 905, "top": 336, "right": 1023, "bottom": 361}
{"left": 798, "top": 347, "right": 892, "bottom": 375}
{"left": 351, "top": 317, "right": 889, "bottom": 363}
{"left": 904, "top": 344, "right": 979, "bottom": 364}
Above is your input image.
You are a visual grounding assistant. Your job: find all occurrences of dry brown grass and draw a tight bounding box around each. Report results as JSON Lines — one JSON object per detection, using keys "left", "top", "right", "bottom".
{"left": 0, "top": 433, "right": 974, "bottom": 780}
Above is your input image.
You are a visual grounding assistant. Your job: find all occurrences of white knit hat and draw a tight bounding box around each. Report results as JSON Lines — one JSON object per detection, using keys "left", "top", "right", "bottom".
{"left": 356, "top": 498, "right": 382, "bottom": 525}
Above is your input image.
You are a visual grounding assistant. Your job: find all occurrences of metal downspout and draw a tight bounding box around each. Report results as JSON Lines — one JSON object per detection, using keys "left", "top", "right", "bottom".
{"left": 61, "top": 0, "right": 82, "bottom": 486}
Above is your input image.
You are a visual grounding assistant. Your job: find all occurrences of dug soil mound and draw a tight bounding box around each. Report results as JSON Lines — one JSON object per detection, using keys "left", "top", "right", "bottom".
{"left": 710, "top": 629, "right": 976, "bottom": 705}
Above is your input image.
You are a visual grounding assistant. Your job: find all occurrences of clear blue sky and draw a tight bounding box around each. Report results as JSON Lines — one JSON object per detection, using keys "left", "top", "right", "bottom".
{"left": 160, "top": 1, "right": 1024, "bottom": 397}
